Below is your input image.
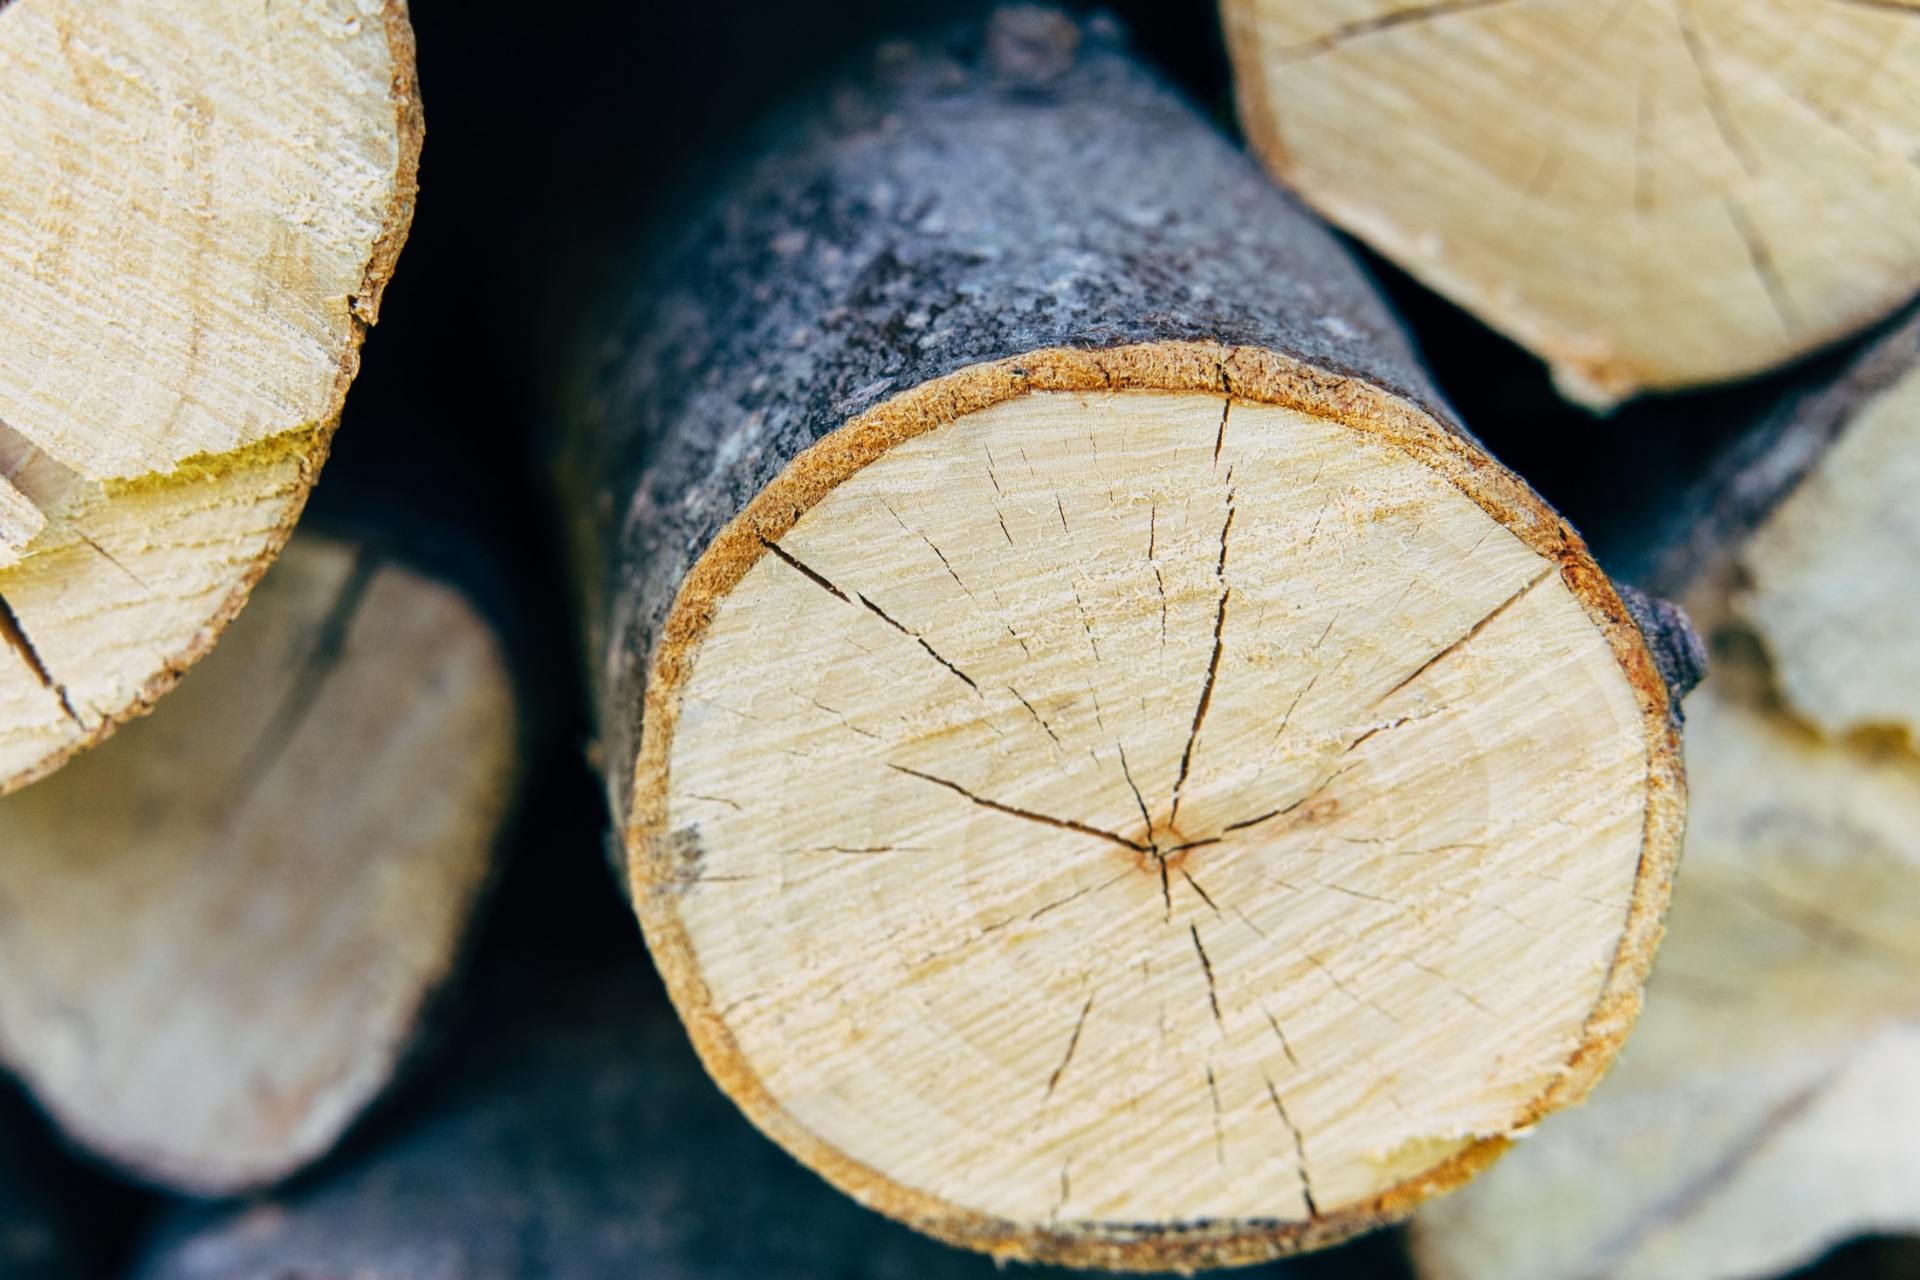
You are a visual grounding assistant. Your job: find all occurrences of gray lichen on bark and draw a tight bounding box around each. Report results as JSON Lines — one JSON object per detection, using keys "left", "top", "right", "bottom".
{"left": 553, "top": 8, "right": 1468, "bottom": 825}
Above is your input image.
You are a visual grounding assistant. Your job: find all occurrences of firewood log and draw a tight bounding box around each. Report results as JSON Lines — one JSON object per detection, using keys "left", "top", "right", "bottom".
{"left": 0, "top": 0, "right": 420, "bottom": 791}
{"left": 0, "top": 530, "right": 521, "bottom": 1195}
{"left": 1221, "top": 1, "right": 1920, "bottom": 407}
{"left": 554, "top": 9, "right": 1694, "bottom": 1268}
{"left": 1411, "top": 311, "right": 1920, "bottom": 1280}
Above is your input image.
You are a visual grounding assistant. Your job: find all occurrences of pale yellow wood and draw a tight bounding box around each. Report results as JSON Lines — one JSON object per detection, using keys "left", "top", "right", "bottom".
{"left": 0, "top": 0, "right": 418, "bottom": 794}
{"left": 0, "top": 473, "right": 44, "bottom": 569}
{"left": 1734, "top": 364, "right": 1920, "bottom": 741}
{"left": 0, "top": 0, "right": 405, "bottom": 478}
{"left": 0, "top": 534, "right": 519, "bottom": 1194}
{"left": 0, "top": 437, "right": 320, "bottom": 786}
{"left": 1410, "top": 359, "right": 1920, "bottom": 1280}
{"left": 659, "top": 391, "right": 1655, "bottom": 1233}
{"left": 1412, "top": 678, "right": 1920, "bottom": 1280}
{"left": 1222, "top": 0, "right": 1920, "bottom": 405}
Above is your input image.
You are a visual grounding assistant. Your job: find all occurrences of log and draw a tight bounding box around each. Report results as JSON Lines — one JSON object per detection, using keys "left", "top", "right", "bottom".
{"left": 0, "top": 0, "right": 421, "bottom": 792}
{"left": 1221, "top": 1, "right": 1920, "bottom": 408}
{"left": 1410, "top": 312, "right": 1920, "bottom": 1280}
{"left": 128, "top": 955, "right": 1321, "bottom": 1280}
{"left": 0, "top": 528, "right": 523, "bottom": 1196}
{"left": 555, "top": 8, "right": 1692, "bottom": 1269}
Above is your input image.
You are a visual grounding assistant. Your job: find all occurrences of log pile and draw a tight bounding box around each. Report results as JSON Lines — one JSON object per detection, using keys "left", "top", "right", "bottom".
{"left": 0, "top": 2, "right": 1914, "bottom": 1279}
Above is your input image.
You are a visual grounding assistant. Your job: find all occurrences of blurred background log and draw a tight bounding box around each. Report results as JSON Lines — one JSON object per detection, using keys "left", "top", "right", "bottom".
{"left": 0, "top": 528, "right": 524, "bottom": 1196}
{"left": 1410, "top": 310, "right": 1920, "bottom": 1280}
{"left": 0, "top": 0, "right": 419, "bottom": 792}
{"left": 1222, "top": 0, "right": 1920, "bottom": 408}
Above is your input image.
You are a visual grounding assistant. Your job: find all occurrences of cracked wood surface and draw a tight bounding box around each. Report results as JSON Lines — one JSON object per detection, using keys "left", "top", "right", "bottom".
{"left": 662, "top": 388, "right": 1661, "bottom": 1257}
{"left": 0, "top": 0, "right": 420, "bottom": 793}
{"left": 558, "top": 11, "right": 1687, "bottom": 1268}
{"left": 0, "top": 533, "right": 520, "bottom": 1195}
{"left": 1222, "top": 0, "right": 1920, "bottom": 406}
{"left": 1411, "top": 313, "right": 1920, "bottom": 1280}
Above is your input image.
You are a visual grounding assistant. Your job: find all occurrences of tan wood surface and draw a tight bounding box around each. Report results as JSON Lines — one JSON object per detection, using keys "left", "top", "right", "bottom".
{"left": 1223, "top": 0, "right": 1920, "bottom": 406}
{"left": 1412, "top": 335, "right": 1920, "bottom": 1280}
{"left": 0, "top": 533, "right": 519, "bottom": 1195}
{"left": 630, "top": 370, "right": 1685, "bottom": 1268}
{"left": 0, "top": 0, "right": 420, "bottom": 791}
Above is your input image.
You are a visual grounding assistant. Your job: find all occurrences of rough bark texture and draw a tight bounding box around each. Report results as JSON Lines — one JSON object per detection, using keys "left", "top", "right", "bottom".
{"left": 125, "top": 956, "right": 1310, "bottom": 1280}
{"left": 559, "top": 8, "right": 1461, "bottom": 821}
{"left": 553, "top": 8, "right": 1691, "bottom": 1269}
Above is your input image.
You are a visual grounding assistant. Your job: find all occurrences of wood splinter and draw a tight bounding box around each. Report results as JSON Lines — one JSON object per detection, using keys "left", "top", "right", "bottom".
{"left": 558, "top": 9, "right": 1693, "bottom": 1270}
{"left": 0, "top": 0, "right": 420, "bottom": 792}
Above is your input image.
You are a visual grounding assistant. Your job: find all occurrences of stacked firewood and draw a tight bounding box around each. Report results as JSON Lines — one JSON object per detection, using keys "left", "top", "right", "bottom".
{"left": 2, "top": 2, "right": 1914, "bottom": 1278}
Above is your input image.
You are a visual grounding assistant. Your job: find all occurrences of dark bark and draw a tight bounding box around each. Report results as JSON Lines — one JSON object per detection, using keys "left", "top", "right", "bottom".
{"left": 553, "top": 6, "right": 1478, "bottom": 828}
{"left": 126, "top": 954, "right": 1314, "bottom": 1280}
{"left": 1637, "top": 307, "right": 1920, "bottom": 602}
{"left": 0, "top": 1093, "right": 104, "bottom": 1279}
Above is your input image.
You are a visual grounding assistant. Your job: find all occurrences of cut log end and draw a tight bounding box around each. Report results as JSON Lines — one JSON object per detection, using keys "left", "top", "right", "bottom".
{"left": 1223, "top": 0, "right": 1920, "bottom": 405}
{"left": 0, "top": 0, "right": 421, "bottom": 793}
{"left": 627, "top": 345, "right": 1685, "bottom": 1269}
{"left": 0, "top": 532, "right": 521, "bottom": 1196}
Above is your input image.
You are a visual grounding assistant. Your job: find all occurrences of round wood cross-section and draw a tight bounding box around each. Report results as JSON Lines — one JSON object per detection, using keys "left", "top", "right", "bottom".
{"left": 0, "top": 0, "right": 419, "bottom": 791}
{"left": 1224, "top": 0, "right": 1920, "bottom": 407}
{"left": 630, "top": 352, "right": 1683, "bottom": 1270}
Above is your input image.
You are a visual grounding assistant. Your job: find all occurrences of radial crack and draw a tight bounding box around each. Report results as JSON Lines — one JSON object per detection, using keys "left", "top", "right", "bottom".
{"left": 1373, "top": 564, "right": 1554, "bottom": 706}
{"left": 1191, "top": 923, "right": 1224, "bottom": 1026}
{"left": 1169, "top": 495, "right": 1234, "bottom": 826}
{"left": 857, "top": 593, "right": 980, "bottom": 692}
{"left": 1262, "top": 1004, "right": 1302, "bottom": 1068}
{"left": 1118, "top": 744, "right": 1155, "bottom": 842}
{"left": 1206, "top": 1064, "right": 1227, "bottom": 1167}
{"left": 1723, "top": 196, "right": 1801, "bottom": 336}
{"left": 1674, "top": 0, "right": 1761, "bottom": 178}
{"left": 756, "top": 536, "right": 851, "bottom": 603}
{"left": 0, "top": 589, "right": 81, "bottom": 727}
{"left": 1045, "top": 994, "right": 1096, "bottom": 1098}
{"left": 1276, "top": 0, "right": 1527, "bottom": 62}
{"left": 1264, "top": 1074, "right": 1321, "bottom": 1218}
{"left": 890, "top": 765, "right": 1147, "bottom": 851}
